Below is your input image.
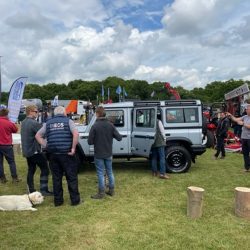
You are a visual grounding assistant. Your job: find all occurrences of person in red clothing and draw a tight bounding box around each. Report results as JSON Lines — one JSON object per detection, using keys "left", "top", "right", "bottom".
{"left": 0, "top": 105, "right": 21, "bottom": 183}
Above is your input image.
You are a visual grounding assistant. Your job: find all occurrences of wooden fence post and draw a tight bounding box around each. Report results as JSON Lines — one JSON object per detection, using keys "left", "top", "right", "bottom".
{"left": 235, "top": 187, "right": 250, "bottom": 218}
{"left": 187, "top": 186, "right": 205, "bottom": 219}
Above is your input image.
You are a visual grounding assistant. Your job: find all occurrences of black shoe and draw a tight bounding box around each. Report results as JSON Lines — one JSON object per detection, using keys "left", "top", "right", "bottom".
{"left": 71, "top": 200, "right": 82, "bottom": 206}
{"left": 41, "top": 190, "right": 54, "bottom": 196}
{"left": 54, "top": 202, "right": 63, "bottom": 207}
{"left": 0, "top": 176, "right": 8, "bottom": 184}
{"left": 106, "top": 188, "right": 115, "bottom": 196}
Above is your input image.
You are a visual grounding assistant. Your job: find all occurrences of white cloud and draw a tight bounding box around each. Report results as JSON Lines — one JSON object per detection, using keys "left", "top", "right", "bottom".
{"left": 0, "top": 0, "right": 250, "bottom": 94}
{"left": 161, "top": 0, "right": 239, "bottom": 36}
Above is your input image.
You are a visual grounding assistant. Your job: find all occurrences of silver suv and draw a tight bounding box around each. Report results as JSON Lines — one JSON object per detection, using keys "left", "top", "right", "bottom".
{"left": 76, "top": 100, "right": 206, "bottom": 173}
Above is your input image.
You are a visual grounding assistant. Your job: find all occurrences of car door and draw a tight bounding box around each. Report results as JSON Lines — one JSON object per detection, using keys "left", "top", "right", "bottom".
{"left": 105, "top": 108, "right": 129, "bottom": 155}
{"left": 131, "top": 106, "right": 157, "bottom": 157}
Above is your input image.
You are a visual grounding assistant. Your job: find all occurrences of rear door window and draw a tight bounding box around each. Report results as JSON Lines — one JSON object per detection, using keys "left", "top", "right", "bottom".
{"left": 106, "top": 110, "right": 124, "bottom": 127}
{"left": 136, "top": 109, "right": 155, "bottom": 128}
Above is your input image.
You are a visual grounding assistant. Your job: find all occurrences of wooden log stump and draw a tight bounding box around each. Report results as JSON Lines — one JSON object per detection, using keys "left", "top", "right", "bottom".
{"left": 187, "top": 186, "right": 205, "bottom": 219}
{"left": 235, "top": 187, "right": 250, "bottom": 218}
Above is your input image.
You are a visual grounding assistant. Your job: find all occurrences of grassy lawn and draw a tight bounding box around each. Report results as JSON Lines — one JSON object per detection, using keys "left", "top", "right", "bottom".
{"left": 0, "top": 149, "right": 250, "bottom": 250}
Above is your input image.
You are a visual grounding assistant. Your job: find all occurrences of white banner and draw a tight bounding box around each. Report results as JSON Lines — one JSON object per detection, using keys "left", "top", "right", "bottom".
{"left": 8, "top": 77, "right": 27, "bottom": 122}
{"left": 52, "top": 95, "right": 59, "bottom": 106}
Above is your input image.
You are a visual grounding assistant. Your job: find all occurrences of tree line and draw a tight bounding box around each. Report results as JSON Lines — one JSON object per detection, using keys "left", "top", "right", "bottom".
{"left": 1, "top": 77, "right": 249, "bottom": 105}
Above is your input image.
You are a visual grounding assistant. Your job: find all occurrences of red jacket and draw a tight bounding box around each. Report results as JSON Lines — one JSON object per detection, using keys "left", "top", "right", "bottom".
{"left": 0, "top": 116, "right": 18, "bottom": 145}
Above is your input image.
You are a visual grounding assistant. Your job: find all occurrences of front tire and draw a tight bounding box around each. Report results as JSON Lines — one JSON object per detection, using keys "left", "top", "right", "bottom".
{"left": 165, "top": 146, "right": 191, "bottom": 173}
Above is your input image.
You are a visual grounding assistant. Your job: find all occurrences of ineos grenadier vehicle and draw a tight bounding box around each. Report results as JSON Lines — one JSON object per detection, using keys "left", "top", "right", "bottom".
{"left": 76, "top": 100, "right": 206, "bottom": 173}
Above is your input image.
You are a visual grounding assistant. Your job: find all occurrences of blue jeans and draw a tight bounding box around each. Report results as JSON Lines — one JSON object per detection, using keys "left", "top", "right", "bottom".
{"left": 151, "top": 146, "right": 166, "bottom": 175}
{"left": 94, "top": 157, "right": 114, "bottom": 190}
{"left": 0, "top": 145, "right": 18, "bottom": 178}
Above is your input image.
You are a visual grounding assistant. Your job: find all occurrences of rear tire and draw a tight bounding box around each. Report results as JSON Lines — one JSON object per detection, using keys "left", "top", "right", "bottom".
{"left": 206, "top": 130, "right": 215, "bottom": 148}
{"left": 165, "top": 146, "right": 192, "bottom": 173}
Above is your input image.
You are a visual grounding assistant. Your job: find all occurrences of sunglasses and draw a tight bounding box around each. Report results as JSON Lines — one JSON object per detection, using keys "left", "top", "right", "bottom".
{"left": 32, "top": 110, "right": 38, "bottom": 113}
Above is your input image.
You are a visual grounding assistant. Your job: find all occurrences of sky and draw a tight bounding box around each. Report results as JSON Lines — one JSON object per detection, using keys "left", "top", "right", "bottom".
{"left": 0, "top": 0, "right": 250, "bottom": 91}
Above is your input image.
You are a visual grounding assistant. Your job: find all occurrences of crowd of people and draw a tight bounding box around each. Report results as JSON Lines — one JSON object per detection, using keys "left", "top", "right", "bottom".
{"left": 0, "top": 104, "right": 126, "bottom": 206}
{"left": 1, "top": 102, "right": 250, "bottom": 207}
{"left": 212, "top": 106, "right": 250, "bottom": 173}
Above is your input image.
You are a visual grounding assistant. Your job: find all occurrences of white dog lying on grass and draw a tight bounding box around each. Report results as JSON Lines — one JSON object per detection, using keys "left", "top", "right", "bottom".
{"left": 0, "top": 192, "right": 44, "bottom": 211}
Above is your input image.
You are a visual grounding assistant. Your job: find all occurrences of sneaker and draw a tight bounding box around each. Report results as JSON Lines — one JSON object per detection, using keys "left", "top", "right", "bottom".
{"left": 220, "top": 156, "right": 225, "bottom": 159}
{"left": 244, "top": 169, "right": 250, "bottom": 172}
{"left": 159, "top": 174, "right": 170, "bottom": 179}
{"left": 212, "top": 156, "right": 218, "bottom": 160}
{"left": 91, "top": 190, "right": 105, "bottom": 199}
{"left": 12, "top": 177, "right": 22, "bottom": 183}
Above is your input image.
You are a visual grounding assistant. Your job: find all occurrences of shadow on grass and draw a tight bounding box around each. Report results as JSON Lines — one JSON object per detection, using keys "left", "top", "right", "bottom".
{"left": 78, "top": 158, "right": 150, "bottom": 174}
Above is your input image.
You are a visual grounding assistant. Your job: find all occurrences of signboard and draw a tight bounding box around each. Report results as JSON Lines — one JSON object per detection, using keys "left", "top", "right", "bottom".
{"left": 224, "top": 83, "right": 249, "bottom": 100}
{"left": 8, "top": 77, "right": 27, "bottom": 122}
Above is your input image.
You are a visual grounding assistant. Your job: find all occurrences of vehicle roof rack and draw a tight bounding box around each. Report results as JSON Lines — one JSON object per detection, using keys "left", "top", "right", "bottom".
{"left": 134, "top": 101, "right": 161, "bottom": 107}
{"left": 164, "top": 100, "right": 198, "bottom": 106}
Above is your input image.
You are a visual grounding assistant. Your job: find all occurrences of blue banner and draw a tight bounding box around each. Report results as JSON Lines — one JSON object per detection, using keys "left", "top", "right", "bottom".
{"left": 101, "top": 84, "right": 104, "bottom": 97}
{"left": 116, "top": 85, "right": 122, "bottom": 95}
{"left": 8, "top": 77, "right": 27, "bottom": 122}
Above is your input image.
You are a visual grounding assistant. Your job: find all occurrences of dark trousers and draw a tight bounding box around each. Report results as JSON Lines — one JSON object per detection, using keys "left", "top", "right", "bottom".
{"left": 241, "top": 139, "right": 250, "bottom": 170}
{"left": 0, "top": 145, "right": 17, "bottom": 178}
{"left": 49, "top": 154, "right": 80, "bottom": 206}
{"left": 26, "top": 153, "right": 50, "bottom": 192}
{"left": 215, "top": 136, "right": 225, "bottom": 157}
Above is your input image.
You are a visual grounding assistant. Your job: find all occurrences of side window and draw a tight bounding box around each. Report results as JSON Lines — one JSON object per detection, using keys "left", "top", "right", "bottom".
{"left": 166, "top": 108, "right": 199, "bottom": 123}
{"left": 136, "top": 109, "right": 155, "bottom": 128}
{"left": 184, "top": 108, "right": 198, "bottom": 123}
{"left": 106, "top": 110, "right": 124, "bottom": 127}
{"left": 166, "top": 109, "right": 184, "bottom": 123}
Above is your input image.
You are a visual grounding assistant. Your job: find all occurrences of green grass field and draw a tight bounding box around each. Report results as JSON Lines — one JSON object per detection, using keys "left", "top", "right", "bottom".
{"left": 0, "top": 149, "right": 250, "bottom": 250}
